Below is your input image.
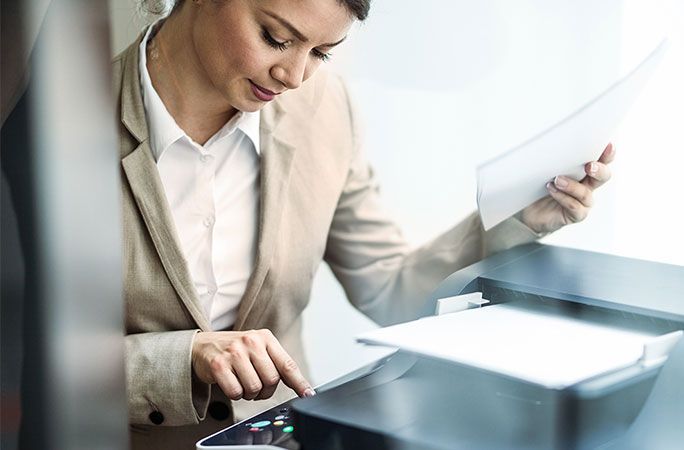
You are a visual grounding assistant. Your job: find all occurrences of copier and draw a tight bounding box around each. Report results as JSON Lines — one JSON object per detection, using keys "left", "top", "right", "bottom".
{"left": 197, "top": 243, "right": 684, "bottom": 450}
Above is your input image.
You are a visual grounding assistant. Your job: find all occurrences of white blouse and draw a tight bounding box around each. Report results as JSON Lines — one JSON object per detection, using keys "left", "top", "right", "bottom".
{"left": 139, "top": 24, "right": 261, "bottom": 330}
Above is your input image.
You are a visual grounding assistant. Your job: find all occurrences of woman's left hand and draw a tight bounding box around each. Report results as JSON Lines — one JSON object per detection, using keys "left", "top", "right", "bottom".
{"left": 519, "top": 143, "right": 615, "bottom": 234}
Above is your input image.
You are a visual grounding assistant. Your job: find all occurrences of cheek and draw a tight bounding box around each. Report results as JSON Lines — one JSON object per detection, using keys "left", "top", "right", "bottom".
{"left": 214, "top": 22, "right": 272, "bottom": 81}
{"left": 231, "top": 41, "right": 270, "bottom": 80}
{"left": 195, "top": 18, "right": 270, "bottom": 86}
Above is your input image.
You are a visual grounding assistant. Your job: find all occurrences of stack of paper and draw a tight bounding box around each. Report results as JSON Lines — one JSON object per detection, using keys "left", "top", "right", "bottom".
{"left": 357, "top": 304, "right": 660, "bottom": 389}
{"left": 477, "top": 39, "right": 668, "bottom": 230}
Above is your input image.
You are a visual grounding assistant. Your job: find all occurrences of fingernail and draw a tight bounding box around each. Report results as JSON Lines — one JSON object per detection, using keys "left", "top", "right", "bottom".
{"left": 303, "top": 388, "right": 316, "bottom": 398}
{"left": 546, "top": 182, "right": 558, "bottom": 193}
{"left": 589, "top": 162, "right": 598, "bottom": 174}
{"left": 554, "top": 176, "right": 568, "bottom": 189}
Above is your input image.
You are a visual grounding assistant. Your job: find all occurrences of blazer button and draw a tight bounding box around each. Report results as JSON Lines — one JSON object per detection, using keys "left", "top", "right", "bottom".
{"left": 149, "top": 410, "right": 164, "bottom": 425}
{"left": 208, "top": 401, "right": 231, "bottom": 421}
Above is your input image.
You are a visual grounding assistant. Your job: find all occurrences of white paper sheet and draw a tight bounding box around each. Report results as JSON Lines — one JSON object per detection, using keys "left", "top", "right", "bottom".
{"left": 476, "top": 39, "right": 668, "bottom": 230}
{"left": 356, "top": 304, "right": 659, "bottom": 389}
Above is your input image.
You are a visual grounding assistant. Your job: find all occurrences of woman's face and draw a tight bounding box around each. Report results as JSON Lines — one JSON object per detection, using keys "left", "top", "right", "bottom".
{"left": 186, "top": 0, "right": 354, "bottom": 112}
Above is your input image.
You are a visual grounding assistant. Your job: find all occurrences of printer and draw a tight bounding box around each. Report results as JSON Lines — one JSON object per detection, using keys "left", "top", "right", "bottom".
{"left": 196, "top": 243, "right": 684, "bottom": 450}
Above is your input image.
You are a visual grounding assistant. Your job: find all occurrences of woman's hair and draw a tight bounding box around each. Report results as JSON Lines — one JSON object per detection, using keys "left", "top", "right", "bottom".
{"left": 138, "top": 0, "right": 371, "bottom": 21}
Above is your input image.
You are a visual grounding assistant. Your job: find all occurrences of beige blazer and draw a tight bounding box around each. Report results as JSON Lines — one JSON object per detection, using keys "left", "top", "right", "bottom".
{"left": 115, "top": 35, "right": 540, "bottom": 449}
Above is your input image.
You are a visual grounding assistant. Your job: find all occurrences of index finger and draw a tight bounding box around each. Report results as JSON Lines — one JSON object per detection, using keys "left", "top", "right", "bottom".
{"left": 266, "top": 337, "right": 315, "bottom": 398}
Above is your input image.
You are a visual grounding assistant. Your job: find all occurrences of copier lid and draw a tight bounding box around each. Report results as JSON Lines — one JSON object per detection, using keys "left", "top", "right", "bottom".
{"left": 435, "top": 244, "right": 684, "bottom": 323}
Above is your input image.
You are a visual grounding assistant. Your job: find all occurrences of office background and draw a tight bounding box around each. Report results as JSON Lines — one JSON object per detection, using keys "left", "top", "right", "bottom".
{"left": 106, "top": 0, "right": 684, "bottom": 385}
{"left": 1, "top": 2, "right": 682, "bottom": 450}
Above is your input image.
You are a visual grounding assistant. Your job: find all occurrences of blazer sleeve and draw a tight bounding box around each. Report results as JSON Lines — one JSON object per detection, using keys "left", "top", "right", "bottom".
{"left": 324, "top": 83, "right": 543, "bottom": 327}
{"left": 125, "top": 330, "right": 210, "bottom": 426}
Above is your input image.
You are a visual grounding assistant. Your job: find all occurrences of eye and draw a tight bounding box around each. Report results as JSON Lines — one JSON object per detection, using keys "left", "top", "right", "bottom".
{"left": 311, "top": 49, "right": 332, "bottom": 62}
{"left": 261, "top": 27, "right": 287, "bottom": 51}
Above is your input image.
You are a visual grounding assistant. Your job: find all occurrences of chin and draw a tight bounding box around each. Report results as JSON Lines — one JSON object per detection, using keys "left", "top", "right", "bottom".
{"left": 238, "top": 98, "right": 270, "bottom": 113}
{"left": 235, "top": 104, "right": 266, "bottom": 114}
{"left": 227, "top": 90, "right": 268, "bottom": 113}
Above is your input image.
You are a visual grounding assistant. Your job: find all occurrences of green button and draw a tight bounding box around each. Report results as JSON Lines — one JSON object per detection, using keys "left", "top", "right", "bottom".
{"left": 283, "top": 425, "right": 294, "bottom": 433}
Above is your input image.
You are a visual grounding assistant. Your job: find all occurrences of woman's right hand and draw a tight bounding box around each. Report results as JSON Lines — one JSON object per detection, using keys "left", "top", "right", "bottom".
{"left": 191, "top": 329, "right": 315, "bottom": 401}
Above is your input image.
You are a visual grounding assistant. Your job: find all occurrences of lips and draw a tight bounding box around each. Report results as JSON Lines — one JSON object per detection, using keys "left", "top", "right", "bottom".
{"left": 250, "top": 81, "right": 280, "bottom": 102}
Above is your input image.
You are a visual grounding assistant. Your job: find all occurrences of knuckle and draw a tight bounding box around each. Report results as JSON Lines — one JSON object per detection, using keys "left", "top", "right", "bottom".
{"left": 245, "top": 381, "right": 263, "bottom": 396}
{"left": 226, "top": 343, "right": 244, "bottom": 359}
{"left": 572, "top": 207, "right": 587, "bottom": 222}
{"left": 240, "top": 334, "right": 259, "bottom": 347}
{"left": 281, "top": 358, "right": 300, "bottom": 374}
{"left": 226, "top": 386, "right": 243, "bottom": 400}
{"left": 209, "top": 357, "right": 226, "bottom": 374}
{"left": 264, "top": 373, "right": 281, "bottom": 386}
{"left": 564, "top": 199, "right": 579, "bottom": 212}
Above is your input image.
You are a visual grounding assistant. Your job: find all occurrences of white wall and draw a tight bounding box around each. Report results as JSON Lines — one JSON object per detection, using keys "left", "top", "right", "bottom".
{"left": 610, "top": 0, "right": 684, "bottom": 265}
{"left": 109, "top": 0, "right": 144, "bottom": 55}
{"left": 107, "top": 0, "right": 684, "bottom": 385}
{"left": 304, "top": 0, "right": 684, "bottom": 384}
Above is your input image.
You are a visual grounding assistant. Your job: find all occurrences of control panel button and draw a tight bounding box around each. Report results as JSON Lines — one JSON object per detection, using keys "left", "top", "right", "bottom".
{"left": 251, "top": 420, "right": 271, "bottom": 428}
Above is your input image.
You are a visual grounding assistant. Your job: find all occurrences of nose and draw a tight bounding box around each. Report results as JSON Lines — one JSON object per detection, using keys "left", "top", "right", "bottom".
{"left": 270, "top": 52, "right": 308, "bottom": 90}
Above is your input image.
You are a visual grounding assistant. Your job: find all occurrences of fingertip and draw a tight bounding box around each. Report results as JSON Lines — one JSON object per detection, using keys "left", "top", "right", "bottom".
{"left": 303, "top": 387, "right": 316, "bottom": 398}
{"left": 601, "top": 143, "right": 616, "bottom": 163}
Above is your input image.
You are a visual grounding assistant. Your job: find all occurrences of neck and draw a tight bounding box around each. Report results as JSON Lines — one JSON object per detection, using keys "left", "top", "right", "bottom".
{"left": 147, "top": 14, "right": 238, "bottom": 145}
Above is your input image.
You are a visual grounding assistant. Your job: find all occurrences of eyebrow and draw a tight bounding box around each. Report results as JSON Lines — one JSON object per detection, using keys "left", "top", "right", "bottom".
{"left": 262, "top": 10, "right": 347, "bottom": 48}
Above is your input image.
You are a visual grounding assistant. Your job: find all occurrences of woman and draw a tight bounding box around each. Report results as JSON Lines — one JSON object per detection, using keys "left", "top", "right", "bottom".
{"left": 115, "top": 0, "right": 614, "bottom": 448}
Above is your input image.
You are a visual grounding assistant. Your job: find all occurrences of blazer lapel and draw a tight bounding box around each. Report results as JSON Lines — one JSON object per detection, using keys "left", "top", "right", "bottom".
{"left": 122, "top": 143, "right": 211, "bottom": 331}
{"left": 233, "top": 101, "right": 300, "bottom": 331}
{"left": 119, "top": 35, "right": 210, "bottom": 331}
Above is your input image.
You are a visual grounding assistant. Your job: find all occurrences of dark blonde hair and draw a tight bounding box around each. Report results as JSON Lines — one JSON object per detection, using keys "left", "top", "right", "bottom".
{"left": 139, "top": 0, "right": 371, "bottom": 21}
